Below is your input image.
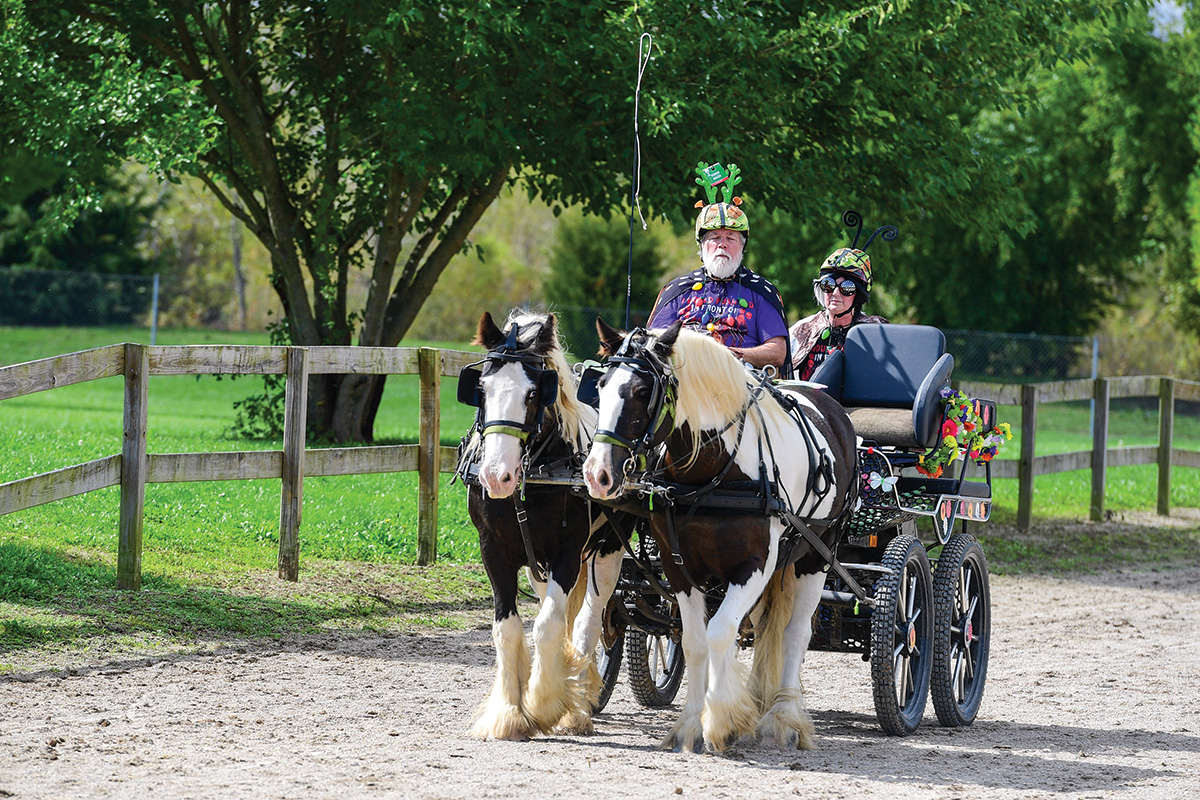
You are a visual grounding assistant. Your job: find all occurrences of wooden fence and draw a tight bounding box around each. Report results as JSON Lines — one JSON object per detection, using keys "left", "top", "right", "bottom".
{"left": 0, "top": 343, "right": 478, "bottom": 589}
{"left": 956, "top": 376, "right": 1200, "bottom": 528}
{"left": 2, "top": 344, "right": 1197, "bottom": 590}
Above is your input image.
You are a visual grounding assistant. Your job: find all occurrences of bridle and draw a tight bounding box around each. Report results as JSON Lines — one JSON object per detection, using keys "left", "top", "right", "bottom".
{"left": 591, "top": 328, "right": 676, "bottom": 467}
{"left": 457, "top": 325, "right": 559, "bottom": 443}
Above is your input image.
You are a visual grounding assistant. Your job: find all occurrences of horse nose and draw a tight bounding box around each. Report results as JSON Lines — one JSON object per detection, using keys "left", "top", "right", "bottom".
{"left": 599, "top": 472, "right": 610, "bottom": 487}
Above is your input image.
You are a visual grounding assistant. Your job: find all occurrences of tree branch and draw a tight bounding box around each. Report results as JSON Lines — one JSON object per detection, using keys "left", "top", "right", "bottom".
{"left": 380, "top": 164, "right": 510, "bottom": 345}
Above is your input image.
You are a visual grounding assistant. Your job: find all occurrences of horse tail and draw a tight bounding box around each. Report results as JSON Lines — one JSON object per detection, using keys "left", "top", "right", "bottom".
{"left": 748, "top": 566, "right": 796, "bottom": 713}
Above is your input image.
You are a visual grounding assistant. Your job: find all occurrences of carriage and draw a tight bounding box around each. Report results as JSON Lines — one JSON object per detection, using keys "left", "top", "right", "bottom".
{"left": 458, "top": 312, "right": 1001, "bottom": 745}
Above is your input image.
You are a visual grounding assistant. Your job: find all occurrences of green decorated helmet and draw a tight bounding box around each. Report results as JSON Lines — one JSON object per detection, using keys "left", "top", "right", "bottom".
{"left": 819, "top": 247, "right": 873, "bottom": 290}
{"left": 692, "top": 161, "right": 749, "bottom": 243}
{"left": 818, "top": 210, "right": 899, "bottom": 296}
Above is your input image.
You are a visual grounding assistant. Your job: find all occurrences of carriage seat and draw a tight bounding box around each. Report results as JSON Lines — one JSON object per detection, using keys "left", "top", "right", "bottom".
{"left": 807, "top": 324, "right": 953, "bottom": 450}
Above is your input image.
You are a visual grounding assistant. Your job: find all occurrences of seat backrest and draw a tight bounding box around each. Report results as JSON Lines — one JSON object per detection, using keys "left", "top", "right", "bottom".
{"left": 840, "top": 324, "right": 946, "bottom": 408}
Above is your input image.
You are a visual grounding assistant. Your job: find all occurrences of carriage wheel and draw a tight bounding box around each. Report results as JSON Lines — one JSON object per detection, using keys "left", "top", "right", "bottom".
{"left": 625, "top": 604, "right": 685, "bottom": 707}
{"left": 870, "top": 533, "right": 934, "bottom": 735}
{"left": 930, "top": 533, "right": 991, "bottom": 727}
{"left": 591, "top": 594, "right": 626, "bottom": 713}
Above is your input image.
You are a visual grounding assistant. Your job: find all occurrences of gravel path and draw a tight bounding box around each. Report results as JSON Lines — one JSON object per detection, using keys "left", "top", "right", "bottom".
{"left": 3, "top": 567, "right": 1198, "bottom": 800}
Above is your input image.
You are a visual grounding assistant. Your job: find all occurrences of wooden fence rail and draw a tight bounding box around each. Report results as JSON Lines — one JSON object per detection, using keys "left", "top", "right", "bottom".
{"left": 956, "top": 375, "right": 1200, "bottom": 528}
{"left": 0, "top": 343, "right": 479, "bottom": 589}
{"left": 2, "top": 344, "right": 1197, "bottom": 588}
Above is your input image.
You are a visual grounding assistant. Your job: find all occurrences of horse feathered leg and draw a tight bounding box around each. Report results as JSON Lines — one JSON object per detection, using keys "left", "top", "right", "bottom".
{"left": 660, "top": 591, "right": 708, "bottom": 753}
{"left": 748, "top": 567, "right": 795, "bottom": 712}
{"left": 702, "top": 574, "right": 769, "bottom": 753}
{"left": 525, "top": 578, "right": 588, "bottom": 734}
{"left": 560, "top": 548, "right": 623, "bottom": 731}
{"left": 469, "top": 612, "right": 535, "bottom": 740}
{"left": 756, "top": 569, "right": 825, "bottom": 749}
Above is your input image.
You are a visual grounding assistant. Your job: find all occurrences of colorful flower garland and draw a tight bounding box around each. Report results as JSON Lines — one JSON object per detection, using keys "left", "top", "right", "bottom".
{"left": 916, "top": 387, "right": 1012, "bottom": 478}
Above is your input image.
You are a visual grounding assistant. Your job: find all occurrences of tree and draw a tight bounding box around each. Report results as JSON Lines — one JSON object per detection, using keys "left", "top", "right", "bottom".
{"left": 887, "top": 8, "right": 1197, "bottom": 338}
{"left": 543, "top": 211, "right": 664, "bottom": 313}
{"left": 2, "top": 0, "right": 1112, "bottom": 440}
{"left": 0, "top": 154, "right": 164, "bottom": 325}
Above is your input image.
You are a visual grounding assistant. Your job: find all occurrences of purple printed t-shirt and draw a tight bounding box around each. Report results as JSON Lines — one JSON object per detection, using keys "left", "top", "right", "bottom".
{"left": 647, "top": 277, "right": 787, "bottom": 349}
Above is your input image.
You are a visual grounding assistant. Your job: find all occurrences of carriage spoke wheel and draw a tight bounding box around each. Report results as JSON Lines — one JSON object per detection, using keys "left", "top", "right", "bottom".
{"left": 870, "top": 533, "right": 934, "bottom": 735}
{"left": 625, "top": 603, "right": 685, "bottom": 707}
{"left": 591, "top": 594, "right": 626, "bottom": 713}
{"left": 931, "top": 533, "right": 991, "bottom": 727}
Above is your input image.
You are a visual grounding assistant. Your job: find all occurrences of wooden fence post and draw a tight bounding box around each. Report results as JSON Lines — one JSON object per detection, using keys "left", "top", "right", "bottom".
{"left": 1017, "top": 384, "right": 1038, "bottom": 529}
{"left": 417, "top": 347, "right": 441, "bottom": 565}
{"left": 1158, "top": 377, "right": 1175, "bottom": 516}
{"left": 1089, "top": 377, "right": 1109, "bottom": 522}
{"left": 278, "top": 347, "right": 309, "bottom": 581}
{"left": 118, "top": 343, "right": 148, "bottom": 591}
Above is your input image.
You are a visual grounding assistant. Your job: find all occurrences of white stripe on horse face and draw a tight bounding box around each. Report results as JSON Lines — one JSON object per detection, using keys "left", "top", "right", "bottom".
{"left": 478, "top": 360, "right": 536, "bottom": 498}
{"left": 582, "top": 368, "right": 636, "bottom": 499}
{"left": 595, "top": 367, "right": 636, "bottom": 434}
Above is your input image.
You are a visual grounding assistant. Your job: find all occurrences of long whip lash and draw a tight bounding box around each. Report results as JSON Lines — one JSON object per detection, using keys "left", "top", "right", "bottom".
{"left": 626, "top": 32, "right": 653, "bottom": 329}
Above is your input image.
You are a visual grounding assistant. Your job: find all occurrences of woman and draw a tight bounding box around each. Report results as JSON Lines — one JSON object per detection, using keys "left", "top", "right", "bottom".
{"left": 790, "top": 241, "right": 889, "bottom": 381}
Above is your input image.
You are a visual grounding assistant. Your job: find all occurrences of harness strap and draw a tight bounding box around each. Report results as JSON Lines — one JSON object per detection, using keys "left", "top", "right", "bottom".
{"left": 481, "top": 422, "right": 533, "bottom": 440}
{"left": 779, "top": 507, "right": 874, "bottom": 607}
{"left": 512, "top": 494, "right": 547, "bottom": 583}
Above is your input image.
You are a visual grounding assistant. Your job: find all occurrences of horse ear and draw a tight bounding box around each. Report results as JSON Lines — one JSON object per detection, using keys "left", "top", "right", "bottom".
{"left": 652, "top": 320, "right": 683, "bottom": 358}
{"left": 474, "top": 311, "right": 505, "bottom": 350}
{"left": 532, "top": 313, "right": 557, "bottom": 355}
{"left": 596, "top": 317, "right": 624, "bottom": 356}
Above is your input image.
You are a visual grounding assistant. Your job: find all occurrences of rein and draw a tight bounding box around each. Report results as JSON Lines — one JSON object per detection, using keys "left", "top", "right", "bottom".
{"left": 604, "top": 333, "right": 865, "bottom": 598}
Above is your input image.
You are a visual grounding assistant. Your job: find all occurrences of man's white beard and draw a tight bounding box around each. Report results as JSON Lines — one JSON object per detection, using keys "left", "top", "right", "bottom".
{"left": 702, "top": 250, "right": 742, "bottom": 280}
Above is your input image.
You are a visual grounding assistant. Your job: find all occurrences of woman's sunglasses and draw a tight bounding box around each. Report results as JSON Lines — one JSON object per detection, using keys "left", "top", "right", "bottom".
{"left": 815, "top": 276, "right": 858, "bottom": 296}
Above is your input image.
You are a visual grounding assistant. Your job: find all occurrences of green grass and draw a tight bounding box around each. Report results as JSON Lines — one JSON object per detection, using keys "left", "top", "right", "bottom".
{"left": 1, "top": 324, "right": 1198, "bottom": 672}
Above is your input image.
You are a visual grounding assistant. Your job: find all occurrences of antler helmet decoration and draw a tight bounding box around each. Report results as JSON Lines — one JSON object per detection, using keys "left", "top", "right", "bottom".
{"left": 692, "top": 161, "right": 750, "bottom": 244}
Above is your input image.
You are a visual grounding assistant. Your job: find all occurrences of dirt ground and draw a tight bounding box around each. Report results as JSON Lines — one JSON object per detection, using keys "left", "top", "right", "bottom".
{"left": 2, "top": 564, "right": 1198, "bottom": 800}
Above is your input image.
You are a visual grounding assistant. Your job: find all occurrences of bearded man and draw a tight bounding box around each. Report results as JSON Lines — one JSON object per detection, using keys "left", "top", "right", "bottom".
{"left": 646, "top": 161, "right": 791, "bottom": 376}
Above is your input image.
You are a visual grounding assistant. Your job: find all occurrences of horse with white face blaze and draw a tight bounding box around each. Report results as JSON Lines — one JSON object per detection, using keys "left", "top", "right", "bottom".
{"left": 582, "top": 318, "right": 857, "bottom": 753}
{"left": 463, "top": 310, "right": 623, "bottom": 740}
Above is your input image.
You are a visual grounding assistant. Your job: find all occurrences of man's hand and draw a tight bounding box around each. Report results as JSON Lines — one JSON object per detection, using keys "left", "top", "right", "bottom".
{"left": 729, "top": 336, "right": 786, "bottom": 372}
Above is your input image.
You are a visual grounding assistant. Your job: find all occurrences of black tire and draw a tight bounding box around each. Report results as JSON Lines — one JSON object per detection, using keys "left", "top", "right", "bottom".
{"left": 625, "top": 606, "right": 685, "bottom": 707}
{"left": 870, "top": 533, "right": 934, "bottom": 735}
{"left": 591, "top": 596, "right": 626, "bottom": 713}
{"left": 931, "top": 533, "right": 991, "bottom": 727}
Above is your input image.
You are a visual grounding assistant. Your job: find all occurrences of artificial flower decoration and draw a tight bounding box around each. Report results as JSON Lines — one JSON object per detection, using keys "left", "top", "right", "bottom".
{"left": 916, "top": 388, "right": 1012, "bottom": 478}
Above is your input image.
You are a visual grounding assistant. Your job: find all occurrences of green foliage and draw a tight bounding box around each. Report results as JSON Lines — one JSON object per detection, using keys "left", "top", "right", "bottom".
{"left": 2, "top": 0, "right": 1169, "bottom": 436}
{"left": 543, "top": 211, "right": 665, "bottom": 313}
{"left": 889, "top": 10, "right": 1197, "bottom": 337}
{"left": 412, "top": 234, "right": 540, "bottom": 343}
{"left": 229, "top": 318, "right": 291, "bottom": 440}
{"left": 0, "top": 155, "right": 165, "bottom": 325}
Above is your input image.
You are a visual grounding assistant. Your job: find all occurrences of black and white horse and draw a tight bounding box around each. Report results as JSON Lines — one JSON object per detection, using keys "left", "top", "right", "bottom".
{"left": 461, "top": 310, "right": 623, "bottom": 740}
{"left": 582, "top": 320, "right": 858, "bottom": 752}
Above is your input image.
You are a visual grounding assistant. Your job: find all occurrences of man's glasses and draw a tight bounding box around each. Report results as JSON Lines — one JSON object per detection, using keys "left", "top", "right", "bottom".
{"left": 815, "top": 276, "right": 858, "bottom": 296}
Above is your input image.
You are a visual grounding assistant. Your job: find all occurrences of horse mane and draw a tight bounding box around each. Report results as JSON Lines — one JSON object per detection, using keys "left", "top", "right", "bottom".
{"left": 665, "top": 328, "right": 794, "bottom": 453}
{"left": 504, "top": 310, "right": 597, "bottom": 451}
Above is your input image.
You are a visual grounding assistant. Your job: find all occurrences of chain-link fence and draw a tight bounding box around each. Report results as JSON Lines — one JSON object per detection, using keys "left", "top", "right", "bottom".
{"left": 945, "top": 329, "right": 1096, "bottom": 384}
{"left": 547, "top": 305, "right": 1097, "bottom": 384}
{"left": 0, "top": 266, "right": 160, "bottom": 328}
{"left": 0, "top": 277, "right": 1098, "bottom": 386}
{"left": 547, "top": 305, "right": 654, "bottom": 361}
